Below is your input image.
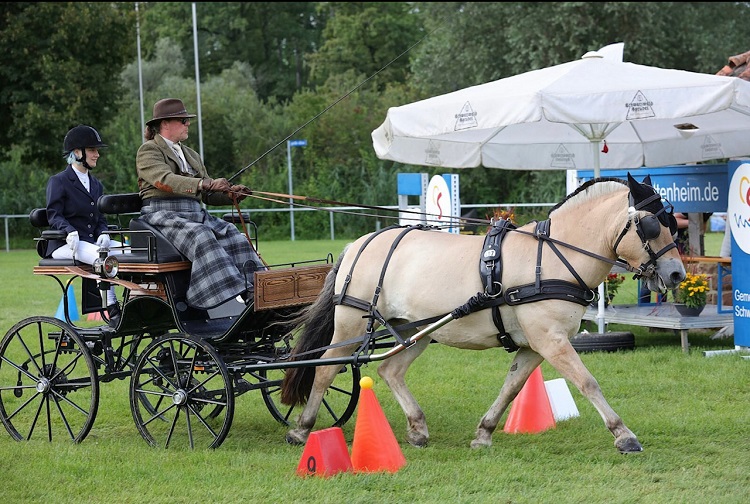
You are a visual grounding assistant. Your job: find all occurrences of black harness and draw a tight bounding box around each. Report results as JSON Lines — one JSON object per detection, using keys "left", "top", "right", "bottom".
{"left": 612, "top": 192, "right": 678, "bottom": 280}
{"left": 330, "top": 186, "right": 676, "bottom": 355}
{"left": 479, "top": 219, "right": 596, "bottom": 352}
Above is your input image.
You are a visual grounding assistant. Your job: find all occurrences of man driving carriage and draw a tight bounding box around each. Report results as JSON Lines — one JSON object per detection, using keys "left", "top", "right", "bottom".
{"left": 135, "top": 98, "right": 263, "bottom": 310}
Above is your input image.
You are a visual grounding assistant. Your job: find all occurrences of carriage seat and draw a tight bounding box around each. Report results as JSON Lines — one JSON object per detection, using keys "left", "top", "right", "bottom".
{"left": 97, "top": 193, "right": 186, "bottom": 264}
{"left": 29, "top": 207, "right": 86, "bottom": 267}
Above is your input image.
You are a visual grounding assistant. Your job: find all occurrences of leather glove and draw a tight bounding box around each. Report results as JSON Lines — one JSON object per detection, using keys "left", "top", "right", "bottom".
{"left": 203, "top": 177, "right": 232, "bottom": 193}
{"left": 230, "top": 184, "right": 251, "bottom": 202}
{"left": 96, "top": 234, "right": 111, "bottom": 249}
{"left": 66, "top": 231, "right": 79, "bottom": 251}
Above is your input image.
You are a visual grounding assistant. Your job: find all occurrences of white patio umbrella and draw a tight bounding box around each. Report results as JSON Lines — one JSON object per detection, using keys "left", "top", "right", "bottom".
{"left": 373, "top": 44, "right": 750, "bottom": 177}
{"left": 371, "top": 43, "right": 750, "bottom": 332}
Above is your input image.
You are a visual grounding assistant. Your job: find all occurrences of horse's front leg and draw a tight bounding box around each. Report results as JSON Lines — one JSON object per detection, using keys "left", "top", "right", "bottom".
{"left": 285, "top": 362, "right": 344, "bottom": 445}
{"left": 471, "top": 347, "right": 543, "bottom": 448}
{"left": 377, "top": 336, "right": 431, "bottom": 447}
{"left": 540, "top": 340, "right": 643, "bottom": 454}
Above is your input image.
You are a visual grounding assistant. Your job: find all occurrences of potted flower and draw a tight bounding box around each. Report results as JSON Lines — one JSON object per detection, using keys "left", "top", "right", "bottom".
{"left": 604, "top": 272, "right": 625, "bottom": 305}
{"left": 674, "top": 272, "right": 709, "bottom": 316}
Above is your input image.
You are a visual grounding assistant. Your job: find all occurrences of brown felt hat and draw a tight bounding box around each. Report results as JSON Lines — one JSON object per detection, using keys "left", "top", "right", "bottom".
{"left": 147, "top": 98, "right": 197, "bottom": 125}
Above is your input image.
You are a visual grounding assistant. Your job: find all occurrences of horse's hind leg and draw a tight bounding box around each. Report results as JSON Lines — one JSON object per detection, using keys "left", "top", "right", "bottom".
{"left": 541, "top": 342, "right": 643, "bottom": 453}
{"left": 471, "top": 347, "right": 543, "bottom": 448}
{"left": 376, "top": 335, "right": 431, "bottom": 447}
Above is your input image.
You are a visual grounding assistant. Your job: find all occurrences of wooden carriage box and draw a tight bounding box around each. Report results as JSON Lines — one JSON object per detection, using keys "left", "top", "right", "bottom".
{"left": 253, "top": 263, "right": 332, "bottom": 310}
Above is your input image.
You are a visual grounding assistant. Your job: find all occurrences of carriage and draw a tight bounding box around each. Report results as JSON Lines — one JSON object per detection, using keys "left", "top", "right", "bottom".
{"left": 1, "top": 174, "right": 686, "bottom": 453}
{"left": 0, "top": 193, "right": 363, "bottom": 449}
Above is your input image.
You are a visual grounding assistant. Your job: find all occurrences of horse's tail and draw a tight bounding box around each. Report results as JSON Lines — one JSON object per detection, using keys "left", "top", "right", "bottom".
{"left": 280, "top": 246, "right": 347, "bottom": 406}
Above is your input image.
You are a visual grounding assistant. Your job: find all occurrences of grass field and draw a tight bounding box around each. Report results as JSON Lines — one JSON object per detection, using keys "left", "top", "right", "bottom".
{"left": 1, "top": 236, "right": 748, "bottom": 504}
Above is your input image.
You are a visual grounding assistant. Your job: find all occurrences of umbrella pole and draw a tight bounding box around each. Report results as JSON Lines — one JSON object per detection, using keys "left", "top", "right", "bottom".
{"left": 593, "top": 140, "right": 607, "bottom": 333}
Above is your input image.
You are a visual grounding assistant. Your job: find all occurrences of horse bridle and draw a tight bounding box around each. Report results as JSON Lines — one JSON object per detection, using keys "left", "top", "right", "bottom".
{"left": 612, "top": 191, "right": 678, "bottom": 280}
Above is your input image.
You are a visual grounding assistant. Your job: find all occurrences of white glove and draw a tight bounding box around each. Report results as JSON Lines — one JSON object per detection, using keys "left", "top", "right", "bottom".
{"left": 96, "top": 234, "right": 111, "bottom": 249}
{"left": 66, "top": 231, "right": 79, "bottom": 251}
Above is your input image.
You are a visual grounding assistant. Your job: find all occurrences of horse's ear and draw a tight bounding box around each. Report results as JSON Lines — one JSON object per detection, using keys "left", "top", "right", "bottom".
{"left": 642, "top": 175, "right": 652, "bottom": 186}
{"left": 627, "top": 172, "right": 651, "bottom": 204}
{"left": 627, "top": 172, "right": 639, "bottom": 192}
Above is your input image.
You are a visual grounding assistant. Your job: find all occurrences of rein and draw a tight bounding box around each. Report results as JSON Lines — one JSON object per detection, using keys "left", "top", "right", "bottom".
{"left": 508, "top": 226, "right": 641, "bottom": 275}
{"left": 246, "top": 189, "right": 491, "bottom": 228}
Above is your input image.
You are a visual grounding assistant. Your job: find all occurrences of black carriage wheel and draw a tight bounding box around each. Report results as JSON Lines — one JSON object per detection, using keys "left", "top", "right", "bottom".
{"left": 259, "top": 363, "right": 361, "bottom": 427}
{"left": 0, "top": 316, "right": 99, "bottom": 443}
{"left": 130, "top": 333, "right": 234, "bottom": 449}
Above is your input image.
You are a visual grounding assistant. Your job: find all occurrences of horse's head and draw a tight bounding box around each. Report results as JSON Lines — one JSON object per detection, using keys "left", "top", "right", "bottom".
{"left": 611, "top": 173, "right": 686, "bottom": 293}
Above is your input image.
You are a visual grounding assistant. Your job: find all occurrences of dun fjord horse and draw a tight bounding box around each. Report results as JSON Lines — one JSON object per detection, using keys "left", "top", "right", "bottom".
{"left": 281, "top": 174, "right": 685, "bottom": 453}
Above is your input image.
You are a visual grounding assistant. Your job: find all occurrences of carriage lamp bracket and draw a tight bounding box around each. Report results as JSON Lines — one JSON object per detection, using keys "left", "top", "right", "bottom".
{"left": 93, "top": 247, "right": 119, "bottom": 279}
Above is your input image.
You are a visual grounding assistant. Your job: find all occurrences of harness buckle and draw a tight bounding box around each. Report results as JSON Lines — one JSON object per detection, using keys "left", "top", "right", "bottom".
{"left": 484, "top": 281, "right": 503, "bottom": 298}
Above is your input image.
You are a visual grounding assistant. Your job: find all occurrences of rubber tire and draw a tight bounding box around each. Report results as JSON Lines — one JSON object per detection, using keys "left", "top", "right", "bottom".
{"left": 571, "top": 331, "right": 635, "bottom": 353}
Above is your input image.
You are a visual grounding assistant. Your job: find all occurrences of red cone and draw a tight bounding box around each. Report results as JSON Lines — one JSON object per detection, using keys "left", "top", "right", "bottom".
{"left": 503, "top": 366, "right": 556, "bottom": 434}
{"left": 296, "top": 427, "right": 353, "bottom": 477}
{"left": 350, "top": 377, "right": 406, "bottom": 473}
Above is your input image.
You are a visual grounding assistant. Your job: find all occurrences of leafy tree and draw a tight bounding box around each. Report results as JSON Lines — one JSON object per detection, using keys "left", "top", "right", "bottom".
{"left": 139, "top": 2, "right": 326, "bottom": 104}
{"left": 307, "top": 2, "right": 423, "bottom": 90}
{"left": 412, "top": 2, "right": 750, "bottom": 96}
{"left": 0, "top": 2, "right": 134, "bottom": 170}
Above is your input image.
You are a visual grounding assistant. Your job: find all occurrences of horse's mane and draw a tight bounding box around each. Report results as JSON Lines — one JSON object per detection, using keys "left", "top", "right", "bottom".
{"left": 548, "top": 177, "right": 627, "bottom": 216}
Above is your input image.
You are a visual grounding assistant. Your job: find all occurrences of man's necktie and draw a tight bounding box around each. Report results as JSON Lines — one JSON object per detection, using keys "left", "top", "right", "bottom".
{"left": 173, "top": 144, "right": 195, "bottom": 175}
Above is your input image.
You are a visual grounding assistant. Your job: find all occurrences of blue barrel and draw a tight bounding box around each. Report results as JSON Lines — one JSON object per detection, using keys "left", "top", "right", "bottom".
{"left": 727, "top": 159, "right": 750, "bottom": 348}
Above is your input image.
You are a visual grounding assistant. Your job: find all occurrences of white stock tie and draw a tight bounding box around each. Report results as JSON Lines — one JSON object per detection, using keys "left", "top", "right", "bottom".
{"left": 173, "top": 144, "right": 195, "bottom": 175}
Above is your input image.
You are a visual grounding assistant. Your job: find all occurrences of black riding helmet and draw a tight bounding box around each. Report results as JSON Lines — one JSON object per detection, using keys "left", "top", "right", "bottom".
{"left": 63, "top": 125, "right": 107, "bottom": 169}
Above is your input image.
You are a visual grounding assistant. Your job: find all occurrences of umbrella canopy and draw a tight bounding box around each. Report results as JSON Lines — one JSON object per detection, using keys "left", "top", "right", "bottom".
{"left": 372, "top": 46, "right": 750, "bottom": 174}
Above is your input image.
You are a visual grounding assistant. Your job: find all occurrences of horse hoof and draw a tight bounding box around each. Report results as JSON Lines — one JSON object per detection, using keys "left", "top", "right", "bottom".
{"left": 285, "top": 431, "right": 306, "bottom": 446}
{"left": 616, "top": 437, "right": 643, "bottom": 454}
{"left": 407, "top": 432, "right": 429, "bottom": 448}
{"left": 470, "top": 438, "right": 492, "bottom": 449}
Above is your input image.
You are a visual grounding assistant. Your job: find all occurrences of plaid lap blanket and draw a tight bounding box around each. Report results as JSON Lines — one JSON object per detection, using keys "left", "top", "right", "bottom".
{"left": 140, "top": 198, "right": 259, "bottom": 309}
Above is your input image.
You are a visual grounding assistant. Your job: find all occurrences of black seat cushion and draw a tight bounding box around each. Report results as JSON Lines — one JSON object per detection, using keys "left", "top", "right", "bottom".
{"left": 97, "top": 193, "right": 142, "bottom": 215}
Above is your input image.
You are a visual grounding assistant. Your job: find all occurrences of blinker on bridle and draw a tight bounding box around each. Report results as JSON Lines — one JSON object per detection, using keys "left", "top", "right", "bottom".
{"left": 612, "top": 190, "right": 678, "bottom": 279}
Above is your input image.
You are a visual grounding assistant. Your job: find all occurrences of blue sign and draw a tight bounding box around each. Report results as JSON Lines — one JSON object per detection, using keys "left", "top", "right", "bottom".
{"left": 289, "top": 139, "right": 307, "bottom": 147}
{"left": 728, "top": 160, "right": 750, "bottom": 348}
{"left": 576, "top": 165, "right": 728, "bottom": 213}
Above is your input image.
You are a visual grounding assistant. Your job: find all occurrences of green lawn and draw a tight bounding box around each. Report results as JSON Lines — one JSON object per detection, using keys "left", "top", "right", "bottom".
{"left": 0, "top": 235, "right": 746, "bottom": 504}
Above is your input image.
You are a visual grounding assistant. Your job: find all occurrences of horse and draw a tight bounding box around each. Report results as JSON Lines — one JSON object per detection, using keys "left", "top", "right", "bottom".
{"left": 280, "top": 173, "right": 685, "bottom": 453}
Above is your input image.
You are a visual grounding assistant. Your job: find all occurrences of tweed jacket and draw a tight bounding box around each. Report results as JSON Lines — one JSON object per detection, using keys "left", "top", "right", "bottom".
{"left": 46, "top": 165, "right": 108, "bottom": 241}
{"left": 135, "top": 134, "right": 233, "bottom": 206}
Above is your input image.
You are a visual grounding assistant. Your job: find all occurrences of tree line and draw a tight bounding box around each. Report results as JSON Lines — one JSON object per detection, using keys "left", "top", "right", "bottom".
{"left": 1, "top": 2, "right": 748, "bottom": 242}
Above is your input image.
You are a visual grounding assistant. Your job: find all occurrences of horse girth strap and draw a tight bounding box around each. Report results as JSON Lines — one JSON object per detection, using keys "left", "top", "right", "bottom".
{"left": 480, "top": 219, "right": 518, "bottom": 352}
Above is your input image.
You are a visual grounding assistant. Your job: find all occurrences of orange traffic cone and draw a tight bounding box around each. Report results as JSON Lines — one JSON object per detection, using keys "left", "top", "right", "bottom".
{"left": 350, "top": 376, "right": 406, "bottom": 473}
{"left": 503, "top": 366, "right": 556, "bottom": 434}
{"left": 296, "top": 427, "right": 353, "bottom": 477}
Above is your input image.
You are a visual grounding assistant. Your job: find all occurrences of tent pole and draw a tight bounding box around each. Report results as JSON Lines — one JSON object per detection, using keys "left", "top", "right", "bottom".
{"left": 593, "top": 140, "right": 607, "bottom": 333}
